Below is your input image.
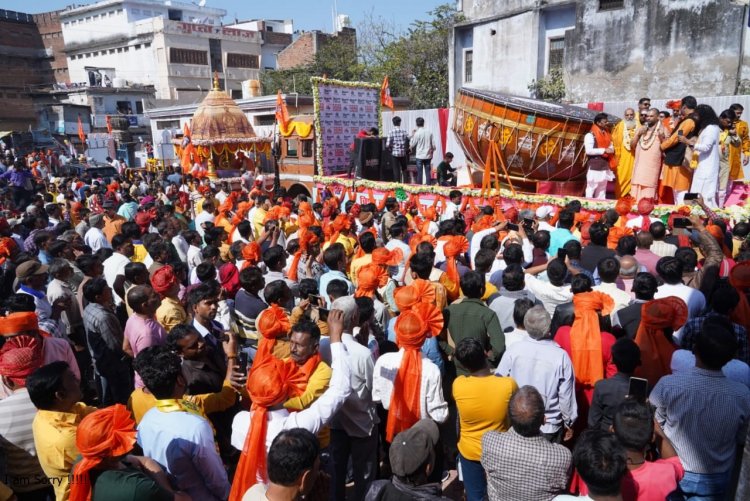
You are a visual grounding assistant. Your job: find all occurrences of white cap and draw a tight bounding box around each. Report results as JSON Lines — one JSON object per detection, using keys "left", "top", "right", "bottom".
{"left": 535, "top": 205, "right": 554, "bottom": 219}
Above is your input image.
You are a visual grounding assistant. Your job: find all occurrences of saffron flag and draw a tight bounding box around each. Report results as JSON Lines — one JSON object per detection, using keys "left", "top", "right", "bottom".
{"left": 77, "top": 115, "right": 86, "bottom": 146}
{"left": 183, "top": 121, "right": 191, "bottom": 139}
{"left": 105, "top": 115, "right": 112, "bottom": 134}
{"left": 275, "top": 90, "right": 290, "bottom": 127}
{"left": 381, "top": 76, "right": 394, "bottom": 109}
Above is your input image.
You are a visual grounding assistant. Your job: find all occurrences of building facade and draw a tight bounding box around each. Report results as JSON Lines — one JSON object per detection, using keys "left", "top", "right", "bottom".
{"left": 229, "top": 19, "right": 294, "bottom": 71}
{"left": 450, "top": 0, "right": 750, "bottom": 103}
{"left": 60, "top": 0, "right": 262, "bottom": 102}
{"left": 276, "top": 27, "right": 356, "bottom": 70}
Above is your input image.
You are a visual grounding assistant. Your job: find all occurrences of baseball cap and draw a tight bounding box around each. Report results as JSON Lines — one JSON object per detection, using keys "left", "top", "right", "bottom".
{"left": 535, "top": 205, "right": 554, "bottom": 219}
{"left": 389, "top": 419, "right": 439, "bottom": 477}
{"left": 15, "top": 261, "right": 49, "bottom": 280}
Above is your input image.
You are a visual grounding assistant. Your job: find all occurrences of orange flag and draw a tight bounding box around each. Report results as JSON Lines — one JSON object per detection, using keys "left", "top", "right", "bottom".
{"left": 275, "top": 90, "right": 290, "bottom": 127}
{"left": 77, "top": 115, "right": 86, "bottom": 146}
{"left": 381, "top": 76, "right": 394, "bottom": 109}
{"left": 183, "top": 121, "right": 191, "bottom": 139}
{"left": 105, "top": 115, "right": 112, "bottom": 134}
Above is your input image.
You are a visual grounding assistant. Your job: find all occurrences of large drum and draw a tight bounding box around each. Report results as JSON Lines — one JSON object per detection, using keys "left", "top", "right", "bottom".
{"left": 453, "top": 88, "right": 612, "bottom": 195}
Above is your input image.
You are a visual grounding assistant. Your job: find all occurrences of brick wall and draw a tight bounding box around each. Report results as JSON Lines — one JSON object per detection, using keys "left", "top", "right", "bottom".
{"left": 276, "top": 32, "right": 317, "bottom": 70}
{"left": 34, "top": 10, "right": 68, "bottom": 84}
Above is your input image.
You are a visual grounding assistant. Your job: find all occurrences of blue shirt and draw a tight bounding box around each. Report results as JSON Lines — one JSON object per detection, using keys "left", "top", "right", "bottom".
{"left": 137, "top": 407, "right": 230, "bottom": 501}
{"left": 548, "top": 228, "right": 579, "bottom": 256}
{"left": 318, "top": 270, "right": 354, "bottom": 308}
{"left": 117, "top": 201, "right": 138, "bottom": 221}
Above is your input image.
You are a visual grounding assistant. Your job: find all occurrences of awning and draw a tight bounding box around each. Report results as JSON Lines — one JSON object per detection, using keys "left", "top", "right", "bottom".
{"left": 0, "top": 131, "right": 12, "bottom": 139}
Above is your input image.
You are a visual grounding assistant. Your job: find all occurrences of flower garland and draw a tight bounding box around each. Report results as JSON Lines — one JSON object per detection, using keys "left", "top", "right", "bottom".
{"left": 313, "top": 175, "right": 750, "bottom": 221}
{"left": 311, "top": 77, "right": 383, "bottom": 176}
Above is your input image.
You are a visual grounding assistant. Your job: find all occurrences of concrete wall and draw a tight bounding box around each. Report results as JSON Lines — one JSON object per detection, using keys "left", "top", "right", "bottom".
{"left": 565, "top": 0, "right": 748, "bottom": 101}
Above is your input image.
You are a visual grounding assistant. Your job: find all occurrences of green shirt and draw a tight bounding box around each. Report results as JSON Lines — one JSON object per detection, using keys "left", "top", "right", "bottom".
{"left": 90, "top": 468, "right": 173, "bottom": 501}
{"left": 444, "top": 298, "right": 505, "bottom": 376}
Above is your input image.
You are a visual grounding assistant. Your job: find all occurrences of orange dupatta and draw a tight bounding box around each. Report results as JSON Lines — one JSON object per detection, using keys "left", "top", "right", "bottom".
{"left": 569, "top": 291, "right": 614, "bottom": 386}
{"left": 443, "top": 235, "right": 469, "bottom": 289}
{"left": 591, "top": 124, "right": 617, "bottom": 170}
{"left": 634, "top": 297, "right": 687, "bottom": 387}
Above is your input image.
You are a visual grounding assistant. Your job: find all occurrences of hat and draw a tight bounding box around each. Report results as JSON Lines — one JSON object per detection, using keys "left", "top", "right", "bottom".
{"left": 89, "top": 214, "right": 104, "bottom": 227}
{"left": 535, "top": 205, "right": 554, "bottom": 219}
{"left": 15, "top": 261, "right": 49, "bottom": 280}
{"left": 389, "top": 419, "right": 439, "bottom": 477}
{"left": 358, "top": 211, "right": 373, "bottom": 225}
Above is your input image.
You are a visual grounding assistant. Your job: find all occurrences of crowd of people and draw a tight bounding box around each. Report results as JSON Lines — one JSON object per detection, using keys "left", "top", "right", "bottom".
{"left": 584, "top": 96, "right": 750, "bottom": 209}
{"left": 0, "top": 125, "right": 750, "bottom": 501}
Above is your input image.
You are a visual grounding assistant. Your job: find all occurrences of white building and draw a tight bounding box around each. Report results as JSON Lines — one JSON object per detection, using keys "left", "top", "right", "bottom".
{"left": 60, "top": 0, "right": 262, "bottom": 102}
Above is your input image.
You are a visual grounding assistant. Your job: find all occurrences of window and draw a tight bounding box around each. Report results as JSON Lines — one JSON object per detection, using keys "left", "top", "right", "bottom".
{"left": 226, "top": 53, "right": 259, "bottom": 69}
{"left": 301, "top": 140, "right": 313, "bottom": 158}
{"left": 464, "top": 50, "right": 473, "bottom": 83}
{"left": 256, "top": 114, "right": 275, "bottom": 126}
{"left": 134, "top": 44, "right": 141, "bottom": 50}
{"left": 599, "top": 0, "right": 624, "bottom": 10}
{"left": 168, "top": 9, "right": 183, "bottom": 21}
{"left": 231, "top": 89, "right": 242, "bottom": 99}
{"left": 286, "top": 139, "right": 298, "bottom": 157}
{"left": 266, "top": 26, "right": 273, "bottom": 32}
{"left": 548, "top": 37, "right": 565, "bottom": 72}
{"left": 135, "top": 102, "right": 144, "bottom": 114}
{"left": 144, "top": 43, "right": 151, "bottom": 48}
{"left": 169, "top": 47, "right": 208, "bottom": 65}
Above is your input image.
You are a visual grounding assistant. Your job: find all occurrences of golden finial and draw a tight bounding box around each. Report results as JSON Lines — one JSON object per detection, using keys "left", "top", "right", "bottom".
{"left": 212, "top": 72, "right": 220, "bottom": 91}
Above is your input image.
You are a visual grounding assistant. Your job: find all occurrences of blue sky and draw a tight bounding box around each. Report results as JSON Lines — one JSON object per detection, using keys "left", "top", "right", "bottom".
{"left": 3, "top": 0, "right": 448, "bottom": 32}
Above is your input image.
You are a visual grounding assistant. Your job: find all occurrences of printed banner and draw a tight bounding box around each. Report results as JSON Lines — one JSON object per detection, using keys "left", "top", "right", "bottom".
{"left": 312, "top": 78, "right": 381, "bottom": 176}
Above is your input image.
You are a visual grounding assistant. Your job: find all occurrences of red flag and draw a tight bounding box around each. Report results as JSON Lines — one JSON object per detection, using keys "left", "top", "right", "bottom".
{"left": 381, "top": 76, "right": 394, "bottom": 109}
{"left": 275, "top": 90, "right": 290, "bottom": 127}
{"left": 105, "top": 115, "right": 112, "bottom": 134}
{"left": 183, "top": 121, "right": 191, "bottom": 139}
{"left": 77, "top": 115, "right": 86, "bottom": 146}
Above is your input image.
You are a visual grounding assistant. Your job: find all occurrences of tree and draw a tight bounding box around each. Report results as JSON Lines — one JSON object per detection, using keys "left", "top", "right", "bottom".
{"left": 528, "top": 68, "right": 567, "bottom": 103}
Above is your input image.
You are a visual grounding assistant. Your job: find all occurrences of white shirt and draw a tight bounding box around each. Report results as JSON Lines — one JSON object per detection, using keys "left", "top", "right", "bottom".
{"left": 654, "top": 283, "right": 706, "bottom": 341}
{"left": 505, "top": 327, "right": 531, "bottom": 349}
{"left": 187, "top": 245, "right": 202, "bottom": 274}
{"left": 584, "top": 132, "right": 611, "bottom": 156}
{"left": 651, "top": 240, "right": 678, "bottom": 258}
{"left": 524, "top": 275, "right": 573, "bottom": 316}
{"left": 385, "top": 238, "right": 411, "bottom": 284}
{"left": 592, "top": 282, "right": 632, "bottom": 314}
{"left": 372, "top": 349, "right": 448, "bottom": 424}
{"left": 215, "top": 191, "right": 229, "bottom": 205}
{"left": 625, "top": 215, "right": 661, "bottom": 230}
{"left": 692, "top": 124, "right": 721, "bottom": 181}
{"left": 103, "top": 252, "right": 131, "bottom": 306}
{"left": 172, "top": 235, "right": 189, "bottom": 263}
{"left": 84, "top": 226, "right": 111, "bottom": 253}
{"left": 410, "top": 127, "right": 435, "bottom": 160}
{"left": 441, "top": 201, "right": 460, "bottom": 221}
{"left": 231, "top": 343, "right": 352, "bottom": 450}
{"left": 470, "top": 227, "right": 497, "bottom": 268}
{"left": 537, "top": 221, "right": 556, "bottom": 233}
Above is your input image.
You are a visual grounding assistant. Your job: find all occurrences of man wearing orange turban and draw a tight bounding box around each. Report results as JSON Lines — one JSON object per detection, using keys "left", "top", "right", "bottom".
{"left": 442, "top": 235, "right": 469, "bottom": 289}
{"left": 624, "top": 197, "right": 659, "bottom": 233}
{"left": 254, "top": 304, "right": 292, "bottom": 366}
{"left": 288, "top": 232, "right": 321, "bottom": 282}
{"left": 151, "top": 265, "right": 187, "bottom": 333}
{"left": 634, "top": 297, "right": 687, "bottom": 387}
{"left": 356, "top": 263, "right": 389, "bottom": 299}
{"left": 229, "top": 309, "right": 351, "bottom": 500}
{"left": 350, "top": 231, "right": 376, "bottom": 288}
{"left": 607, "top": 197, "right": 635, "bottom": 249}
{"left": 373, "top": 303, "right": 446, "bottom": 442}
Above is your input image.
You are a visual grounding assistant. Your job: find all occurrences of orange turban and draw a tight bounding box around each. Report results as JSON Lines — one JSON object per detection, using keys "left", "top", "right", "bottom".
{"left": 615, "top": 196, "right": 634, "bottom": 219}
{"left": 150, "top": 265, "right": 178, "bottom": 296}
{"left": 0, "top": 312, "right": 39, "bottom": 336}
{"left": 218, "top": 196, "right": 234, "bottom": 215}
{"left": 263, "top": 206, "right": 282, "bottom": 224}
{"left": 409, "top": 233, "right": 437, "bottom": 254}
{"left": 0, "top": 237, "right": 17, "bottom": 266}
{"left": 227, "top": 201, "right": 254, "bottom": 244}
{"left": 423, "top": 207, "right": 437, "bottom": 222}
{"left": 471, "top": 214, "right": 495, "bottom": 233}
{"left": 70, "top": 404, "right": 137, "bottom": 501}
{"left": 569, "top": 291, "right": 614, "bottom": 386}
{"left": 634, "top": 297, "right": 687, "bottom": 387}
{"left": 387, "top": 307, "right": 433, "bottom": 442}
{"left": 707, "top": 224, "right": 732, "bottom": 259}
{"left": 288, "top": 232, "right": 320, "bottom": 282}
{"left": 637, "top": 198, "right": 655, "bottom": 233}
{"left": 355, "top": 263, "right": 389, "bottom": 298}
{"left": 372, "top": 247, "right": 403, "bottom": 267}
{"left": 443, "top": 235, "right": 469, "bottom": 288}
{"left": 0, "top": 335, "right": 42, "bottom": 386}
{"left": 254, "top": 305, "right": 291, "bottom": 367}
{"left": 327, "top": 214, "right": 351, "bottom": 245}
{"left": 241, "top": 242, "right": 261, "bottom": 270}
{"left": 730, "top": 261, "right": 750, "bottom": 330}
{"left": 230, "top": 357, "right": 306, "bottom": 499}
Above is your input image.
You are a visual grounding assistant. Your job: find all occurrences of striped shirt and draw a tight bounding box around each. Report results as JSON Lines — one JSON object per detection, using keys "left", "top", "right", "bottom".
{"left": 386, "top": 127, "right": 409, "bottom": 157}
{"left": 651, "top": 367, "right": 750, "bottom": 474}
{"left": 0, "top": 389, "right": 46, "bottom": 493}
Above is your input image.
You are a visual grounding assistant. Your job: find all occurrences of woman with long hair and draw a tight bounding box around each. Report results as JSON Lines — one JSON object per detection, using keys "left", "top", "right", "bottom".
{"left": 683, "top": 104, "right": 721, "bottom": 207}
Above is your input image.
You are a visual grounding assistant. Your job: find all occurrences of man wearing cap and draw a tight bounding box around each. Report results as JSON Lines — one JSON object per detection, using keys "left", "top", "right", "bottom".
{"left": 16, "top": 260, "right": 67, "bottom": 339}
{"left": 102, "top": 198, "right": 125, "bottom": 243}
{"left": 152, "top": 265, "right": 188, "bottom": 333}
{"left": 0, "top": 335, "right": 54, "bottom": 500}
{"left": 536, "top": 205, "right": 556, "bottom": 233}
{"left": 84, "top": 213, "right": 111, "bottom": 253}
{"left": 365, "top": 419, "right": 448, "bottom": 500}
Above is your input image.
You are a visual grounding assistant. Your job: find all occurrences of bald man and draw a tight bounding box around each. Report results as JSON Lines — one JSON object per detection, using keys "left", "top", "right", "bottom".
{"left": 481, "top": 386, "right": 572, "bottom": 500}
{"left": 617, "top": 254, "right": 640, "bottom": 295}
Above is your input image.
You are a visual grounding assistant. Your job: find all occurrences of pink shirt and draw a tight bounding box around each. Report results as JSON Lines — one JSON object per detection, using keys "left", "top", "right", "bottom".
{"left": 621, "top": 457, "right": 684, "bottom": 501}
{"left": 124, "top": 314, "right": 167, "bottom": 388}
{"left": 43, "top": 337, "right": 80, "bottom": 380}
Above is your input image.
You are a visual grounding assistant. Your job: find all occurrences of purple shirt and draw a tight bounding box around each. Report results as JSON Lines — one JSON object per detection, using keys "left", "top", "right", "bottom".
{"left": 125, "top": 313, "right": 167, "bottom": 388}
{"left": 634, "top": 248, "right": 661, "bottom": 276}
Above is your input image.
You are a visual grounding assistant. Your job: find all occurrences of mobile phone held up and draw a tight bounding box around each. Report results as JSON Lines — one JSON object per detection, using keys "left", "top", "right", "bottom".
{"left": 672, "top": 217, "right": 691, "bottom": 229}
{"left": 506, "top": 222, "right": 519, "bottom": 232}
{"left": 557, "top": 248, "right": 567, "bottom": 261}
{"left": 628, "top": 377, "right": 649, "bottom": 403}
{"left": 238, "top": 351, "right": 249, "bottom": 374}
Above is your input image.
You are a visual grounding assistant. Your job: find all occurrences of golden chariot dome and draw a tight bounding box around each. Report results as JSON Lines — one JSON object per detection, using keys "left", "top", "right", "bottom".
{"left": 190, "top": 74, "right": 266, "bottom": 146}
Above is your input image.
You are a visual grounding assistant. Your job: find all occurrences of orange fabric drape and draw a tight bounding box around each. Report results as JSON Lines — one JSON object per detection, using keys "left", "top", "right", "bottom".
{"left": 443, "top": 235, "right": 469, "bottom": 288}
{"left": 591, "top": 124, "right": 617, "bottom": 170}
{"left": 569, "top": 291, "right": 614, "bottom": 386}
{"left": 70, "top": 405, "right": 137, "bottom": 501}
{"left": 372, "top": 247, "right": 403, "bottom": 267}
{"left": 730, "top": 261, "right": 750, "bottom": 330}
{"left": 253, "top": 305, "right": 291, "bottom": 367}
{"left": 327, "top": 214, "right": 351, "bottom": 247}
{"left": 288, "top": 232, "right": 319, "bottom": 282}
{"left": 634, "top": 297, "right": 687, "bottom": 387}
{"left": 229, "top": 358, "right": 306, "bottom": 500}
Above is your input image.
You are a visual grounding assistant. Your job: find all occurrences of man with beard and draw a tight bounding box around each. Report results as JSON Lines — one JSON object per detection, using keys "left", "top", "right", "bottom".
{"left": 631, "top": 108, "right": 668, "bottom": 202}
{"left": 612, "top": 108, "right": 638, "bottom": 197}
{"left": 584, "top": 113, "right": 616, "bottom": 199}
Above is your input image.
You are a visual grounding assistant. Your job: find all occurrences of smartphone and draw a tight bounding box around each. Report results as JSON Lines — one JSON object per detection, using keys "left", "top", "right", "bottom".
{"left": 677, "top": 130, "right": 684, "bottom": 137}
{"left": 308, "top": 294, "right": 322, "bottom": 304}
{"left": 506, "top": 223, "right": 519, "bottom": 232}
{"left": 523, "top": 218, "right": 534, "bottom": 228}
{"left": 673, "top": 217, "right": 691, "bottom": 229}
{"left": 628, "top": 377, "right": 649, "bottom": 402}
{"left": 683, "top": 193, "right": 699, "bottom": 201}
{"left": 318, "top": 308, "right": 329, "bottom": 321}
{"left": 237, "top": 351, "right": 249, "bottom": 374}
{"left": 557, "top": 248, "right": 567, "bottom": 260}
